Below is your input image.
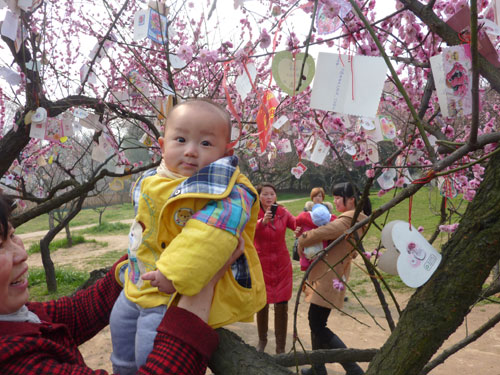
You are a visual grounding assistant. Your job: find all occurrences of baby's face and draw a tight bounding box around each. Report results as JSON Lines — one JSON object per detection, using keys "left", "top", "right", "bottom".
{"left": 160, "top": 104, "right": 230, "bottom": 177}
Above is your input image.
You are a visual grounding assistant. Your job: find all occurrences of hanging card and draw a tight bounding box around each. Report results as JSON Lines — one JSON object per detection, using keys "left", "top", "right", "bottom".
{"left": 248, "top": 157, "right": 258, "bottom": 171}
{"left": 430, "top": 44, "right": 472, "bottom": 118}
{"left": 235, "top": 63, "right": 257, "bottom": 101}
{"left": 44, "top": 118, "right": 64, "bottom": 142}
{"left": 291, "top": 162, "right": 307, "bottom": 179}
{"left": 169, "top": 54, "right": 186, "bottom": 69}
{"left": 310, "top": 52, "right": 387, "bottom": 117}
{"left": 377, "top": 168, "right": 396, "bottom": 190}
{"left": 0, "top": 66, "right": 22, "bottom": 86}
{"left": 147, "top": 8, "right": 168, "bottom": 44}
{"left": 256, "top": 90, "right": 279, "bottom": 152}
{"left": 379, "top": 115, "right": 396, "bottom": 139}
{"left": 272, "top": 115, "right": 289, "bottom": 131}
{"left": 80, "top": 64, "right": 97, "bottom": 84}
{"left": 272, "top": 51, "right": 315, "bottom": 96}
{"left": 29, "top": 121, "right": 46, "bottom": 140}
{"left": 309, "top": 138, "right": 329, "bottom": 165}
{"left": 1, "top": 10, "right": 18, "bottom": 41}
{"left": 73, "top": 108, "right": 88, "bottom": 119}
{"left": 446, "top": 5, "right": 500, "bottom": 67}
{"left": 380, "top": 220, "right": 442, "bottom": 288}
{"left": 315, "top": 1, "right": 351, "bottom": 35}
{"left": 133, "top": 9, "right": 149, "bottom": 41}
{"left": 277, "top": 138, "right": 292, "bottom": 153}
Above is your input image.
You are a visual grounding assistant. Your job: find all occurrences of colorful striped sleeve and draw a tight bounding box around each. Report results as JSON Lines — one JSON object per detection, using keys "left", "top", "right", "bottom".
{"left": 191, "top": 184, "right": 255, "bottom": 237}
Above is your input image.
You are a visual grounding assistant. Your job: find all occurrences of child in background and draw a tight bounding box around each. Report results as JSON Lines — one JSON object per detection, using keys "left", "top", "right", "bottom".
{"left": 295, "top": 203, "right": 336, "bottom": 270}
{"left": 110, "top": 99, "right": 266, "bottom": 375}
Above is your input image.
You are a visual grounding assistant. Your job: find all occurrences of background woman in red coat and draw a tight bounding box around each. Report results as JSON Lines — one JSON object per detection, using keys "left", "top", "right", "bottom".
{"left": 254, "top": 182, "right": 296, "bottom": 354}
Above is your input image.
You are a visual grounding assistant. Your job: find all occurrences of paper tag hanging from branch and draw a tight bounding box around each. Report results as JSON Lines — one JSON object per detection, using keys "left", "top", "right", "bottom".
{"left": 271, "top": 51, "right": 315, "bottom": 96}
{"left": 430, "top": 44, "right": 472, "bottom": 118}
{"left": 310, "top": 52, "right": 387, "bottom": 117}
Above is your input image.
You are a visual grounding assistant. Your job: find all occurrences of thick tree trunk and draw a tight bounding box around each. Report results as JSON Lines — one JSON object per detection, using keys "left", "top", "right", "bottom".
{"left": 365, "top": 151, "right": 500, "bottom": 375}
{"left": 39, "top": 237, "right": 57, "bottom": 292}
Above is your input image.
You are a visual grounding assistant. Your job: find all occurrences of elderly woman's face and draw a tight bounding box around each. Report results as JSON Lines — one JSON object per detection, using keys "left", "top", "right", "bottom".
{"left": 0, "top": 224, "right": 29, "bottom": 314}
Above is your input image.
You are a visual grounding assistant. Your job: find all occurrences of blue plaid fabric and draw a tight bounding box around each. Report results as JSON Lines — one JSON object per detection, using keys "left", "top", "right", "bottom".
{"left": 169, "top": 156, "right": 238, "bottom": 198}
{"left": 131, "top": 168, "right": 157, "bottom": 214}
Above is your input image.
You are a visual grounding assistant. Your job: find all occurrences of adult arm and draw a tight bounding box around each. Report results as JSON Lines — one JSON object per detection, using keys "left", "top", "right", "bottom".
{"left": 298, "top": 215, "right": 350, "bottom": 248}
{"left": 43, "top": 255, "right": 127, "bottom": 345}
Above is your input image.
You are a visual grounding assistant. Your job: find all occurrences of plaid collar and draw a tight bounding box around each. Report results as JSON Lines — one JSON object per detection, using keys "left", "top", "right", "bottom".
{"left": 170, "top": 156, "right": 239, "bottom": 198}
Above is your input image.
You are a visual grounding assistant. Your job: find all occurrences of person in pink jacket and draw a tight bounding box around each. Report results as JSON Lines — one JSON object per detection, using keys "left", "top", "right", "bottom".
{"left": 253, "top": 182, "right": 296, "bottom": 354}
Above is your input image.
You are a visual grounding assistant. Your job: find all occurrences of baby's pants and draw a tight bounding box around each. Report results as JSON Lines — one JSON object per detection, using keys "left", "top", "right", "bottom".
{"left": 110, "top": 290, "right": 167, "bottom": 375}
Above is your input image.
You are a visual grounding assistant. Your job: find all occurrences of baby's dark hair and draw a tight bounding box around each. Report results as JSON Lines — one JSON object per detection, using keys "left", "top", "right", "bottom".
{"left": 0, "top": 193, "right": 14, "bottom": 240}
{"left": 332, "top": 182, "right": 372, "bottom": 216}
{"left": 166, "top": 98, "right": 232, "bottom": 140}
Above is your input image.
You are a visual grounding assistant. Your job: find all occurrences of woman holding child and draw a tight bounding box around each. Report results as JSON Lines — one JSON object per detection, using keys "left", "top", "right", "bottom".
{"left": 297, "top": 182, "right": 371, "bottom": 375}
{"left": 0, "top": 192, "right": 242, "bottom": 375}
{"left": 253, "top": 182, "right": 296, "bottom": 354}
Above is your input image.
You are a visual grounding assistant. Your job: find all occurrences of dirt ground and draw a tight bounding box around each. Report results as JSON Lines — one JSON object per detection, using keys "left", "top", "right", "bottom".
{"left": 24, "top": 231, "right": 500, "bottom": 375}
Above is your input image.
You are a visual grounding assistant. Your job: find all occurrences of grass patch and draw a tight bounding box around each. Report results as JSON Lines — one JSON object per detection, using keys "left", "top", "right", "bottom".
{"left": 76, "top": 221, "right": 130, "bottom": 235}
{"left": 28, "top": 267, "right": 89, "bottom": 301}
{"left": 16, "top": 203, "right": 135, "bottom": 235}
{"left": 28, "top": 235, "right": 87, "bottom": 255}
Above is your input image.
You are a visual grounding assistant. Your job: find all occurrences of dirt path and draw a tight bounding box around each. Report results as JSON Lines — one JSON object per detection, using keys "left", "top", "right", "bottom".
{"left": 28, "top": 232, "right": 500, "bottom": 374}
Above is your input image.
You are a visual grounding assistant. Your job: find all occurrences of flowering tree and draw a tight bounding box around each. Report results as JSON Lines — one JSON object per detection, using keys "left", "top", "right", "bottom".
{"left": 1, "top": 0, "right": 500, "bottom": 373}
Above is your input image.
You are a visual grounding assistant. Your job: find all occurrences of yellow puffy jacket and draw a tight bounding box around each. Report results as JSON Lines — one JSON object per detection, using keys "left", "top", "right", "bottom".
{"left": 121, "top": 157, "right": 266, "bottom": 328}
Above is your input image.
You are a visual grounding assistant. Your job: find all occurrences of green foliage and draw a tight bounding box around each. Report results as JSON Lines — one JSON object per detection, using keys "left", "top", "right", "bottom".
{"left": 77, "top": 221, "right": 130, "bottom": 235}
{"left": 16, "top": 203, "right": 135, "bottom": 234}
{"left": 27, "top": 235, "right": 90, "bottom": 255}
{"left": 28, "top": 267, "right": 89, "bottom": 301}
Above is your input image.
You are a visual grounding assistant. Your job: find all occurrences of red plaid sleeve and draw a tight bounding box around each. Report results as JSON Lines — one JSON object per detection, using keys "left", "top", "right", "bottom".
{"left": 138, "top": 306, "right": 219, "bottom": 374}
{"left": 43, "top": 255, "right": 126, "bottom": 345}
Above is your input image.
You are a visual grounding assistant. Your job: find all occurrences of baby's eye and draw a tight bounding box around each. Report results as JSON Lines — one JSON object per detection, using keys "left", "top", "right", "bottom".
{"left": 175, "top": 137, "right": 186, "bottom": 143}
{"left": 201, "top": 140, "right": 212, "bottom": 147}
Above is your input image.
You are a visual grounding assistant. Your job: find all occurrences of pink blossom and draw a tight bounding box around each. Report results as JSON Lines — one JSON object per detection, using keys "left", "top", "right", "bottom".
{"left": 414, "top": 138, "right": 425, "bottom": 150}
{"left": 394, "top": 138, "right": 403, "bottom": 148}
{"left": 395, "top": 177, "right": 405, "bottom": 188}
{"left": 332, "top": 278, "right": 345, "bottom": 291}
{"left": 177, "top": 44, "right": 193, "bottom": 62}
{"left": 259, "top": 29, "right": 271, "bottom": 49}
{"left": 366, "top": 169, "right": 375, "bottom": 178}
{"left": 442, "top": 125, "right": 455, "bottom": 138}
{"left": 198, "top": 49, "right": 218, "bottom": 64}
{"left": 418, "top": 226, "right": 424, "bottom": 233}
{"left": 464, "top": 189, "right": 476, "bottom": 201}
{"left": 363, "top": 251, "right": 373, "bottom": 259}
{"left": 372, "top": 250, "right": 380, "bottom": 258}
{"left": 377, "top": 189, "right": 387, "bottom": 197}
{"left": 439, "top": 223, "right": 459, "bottom": 233}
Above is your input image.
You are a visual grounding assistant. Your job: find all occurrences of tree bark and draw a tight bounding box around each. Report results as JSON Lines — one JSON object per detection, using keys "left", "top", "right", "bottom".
{"left": 65, "top": 224, "right": 72, "bottom": 247}
{"left": 365, "top": 149, "right": 500, "bottom": 375}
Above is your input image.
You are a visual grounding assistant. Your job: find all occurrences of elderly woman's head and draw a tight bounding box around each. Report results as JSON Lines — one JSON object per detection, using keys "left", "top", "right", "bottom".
{"left": 0, "top": 194, "right": 29, "bottom": 314}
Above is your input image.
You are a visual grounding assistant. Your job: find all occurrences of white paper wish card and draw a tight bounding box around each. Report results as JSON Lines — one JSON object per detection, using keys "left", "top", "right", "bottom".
{"left": 430, "top": 45, "right": 472, "bottom": 118}
{"left": 310, "top": 52, "right": 388, "bottom": 117}
{"left": 1, "top": 10, "right": 19, "bottom": 41}
{"left": 235, "top": 63, "right": 257, "bottom": 101}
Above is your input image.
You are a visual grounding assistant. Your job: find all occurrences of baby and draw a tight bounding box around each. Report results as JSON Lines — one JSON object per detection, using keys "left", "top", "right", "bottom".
{"left": 109, "top": 99, "right": 266, "bottom": 375}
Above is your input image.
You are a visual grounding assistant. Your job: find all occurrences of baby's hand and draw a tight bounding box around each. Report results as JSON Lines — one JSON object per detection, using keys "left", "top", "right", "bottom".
{"left": 141, "top": 270, "right": 176, "bottom": 294}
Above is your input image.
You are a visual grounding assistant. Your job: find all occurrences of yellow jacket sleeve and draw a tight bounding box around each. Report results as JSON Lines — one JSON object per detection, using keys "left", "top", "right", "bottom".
{"left": 156, "top": 219, "right": 238, "bottom": 296}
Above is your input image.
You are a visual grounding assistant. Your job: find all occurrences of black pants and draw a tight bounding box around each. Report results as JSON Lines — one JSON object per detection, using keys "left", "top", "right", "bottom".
{"left": 308, "top": 303, "right": 334, "bottom": 344}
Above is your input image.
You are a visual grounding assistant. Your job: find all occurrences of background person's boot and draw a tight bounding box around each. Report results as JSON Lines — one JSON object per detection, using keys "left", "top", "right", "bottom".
{"left": 256, "top": 304, "right": 269, "bottom": 352}
{"left": 300, "top": 332, "right": 327, "bottom": 375}
{"left": 274, "top": 303, "right": 288, "bottom": 354}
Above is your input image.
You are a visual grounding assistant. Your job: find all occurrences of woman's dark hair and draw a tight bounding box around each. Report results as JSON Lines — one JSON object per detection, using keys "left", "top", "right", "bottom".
{"left": 332, "top": 182, "right": 372, "bottom": 216}
{"left": 256, "top": 182, "right": 277, "bottom": 210}
{"left": 0, "top": 193, "right": 14, "bottom": 240}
